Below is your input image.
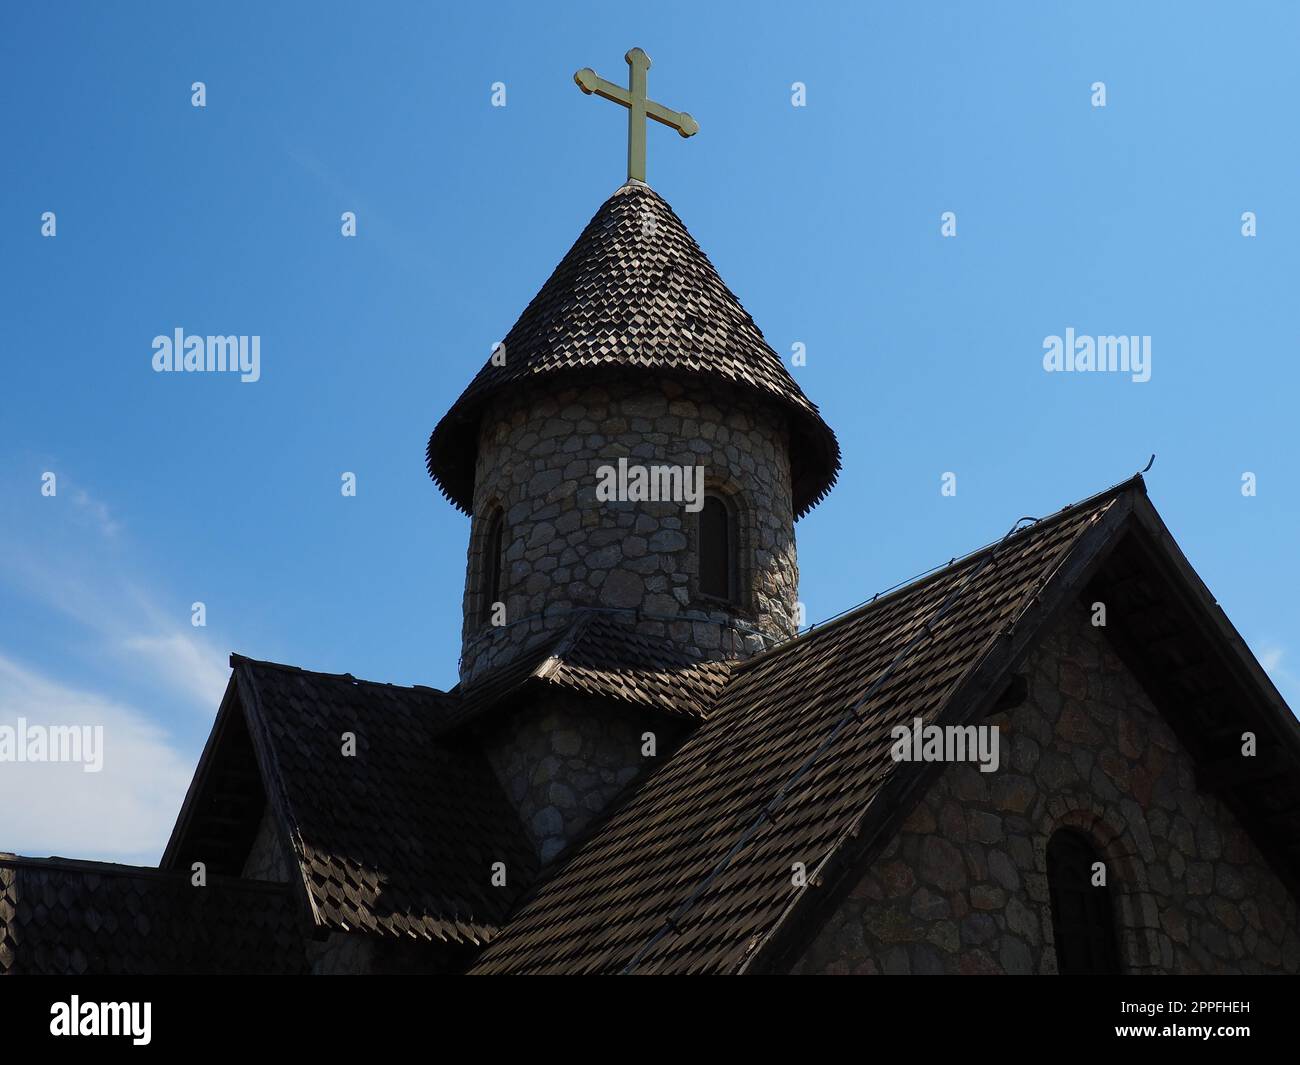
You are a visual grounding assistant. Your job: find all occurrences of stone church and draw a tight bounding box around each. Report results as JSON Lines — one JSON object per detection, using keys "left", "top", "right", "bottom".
{"left": 3, "top": 54, "right": 1299, "bottom": 977}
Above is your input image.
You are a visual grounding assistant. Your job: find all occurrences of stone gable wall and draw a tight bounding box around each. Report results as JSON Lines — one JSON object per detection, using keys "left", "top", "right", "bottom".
{"left": 240, "top": 807, "right": 291, "bottom": 883}
{"left": 483, "top": 693, "right": 680, "bottom": 864}
{"left": 793, "top": 606, "right": 1300, "bottom": 974}
{"left": 307, "top": 932, "right": 375, "bottom": 975}
{"left": 460, "top": 376, "right": 798, "bottom": 682}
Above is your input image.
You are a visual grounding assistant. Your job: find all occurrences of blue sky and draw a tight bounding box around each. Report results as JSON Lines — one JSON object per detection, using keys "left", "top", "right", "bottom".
{"left": 2, "top": 1, "right": 1297, "bottom": 863}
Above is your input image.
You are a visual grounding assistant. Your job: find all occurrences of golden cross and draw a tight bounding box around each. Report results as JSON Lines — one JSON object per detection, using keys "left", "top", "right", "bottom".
{"left": 574, "top": 48, "right": 699, "bottom": 184}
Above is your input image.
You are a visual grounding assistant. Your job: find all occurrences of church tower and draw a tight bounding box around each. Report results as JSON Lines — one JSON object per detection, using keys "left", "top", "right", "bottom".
{"left": 427, "top": 50, "right": 839, "bottom": 686}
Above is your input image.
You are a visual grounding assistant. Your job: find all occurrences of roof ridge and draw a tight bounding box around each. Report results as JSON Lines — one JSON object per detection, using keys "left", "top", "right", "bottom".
{"left": 0, "top": 852, "right": 291, "bottom": 893}
{"left": 229, "top": 653, "right": 450, "bottom": 695}
{"left": 547, "top": 610, "right": 596, "bottom": 662}
{"left": 730, "top": 474, "right": 1146, "bottom": 678}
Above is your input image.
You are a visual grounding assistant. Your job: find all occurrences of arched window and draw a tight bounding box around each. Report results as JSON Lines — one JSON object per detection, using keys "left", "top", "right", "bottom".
{"left": 480, "top": 508, "right": 505, "bottom": 622}
{"left": 698, "top": 494, "right": 734, "bottom": 603}
{"left": 1047, "top": 829, "right": 1121, "bottom": 974}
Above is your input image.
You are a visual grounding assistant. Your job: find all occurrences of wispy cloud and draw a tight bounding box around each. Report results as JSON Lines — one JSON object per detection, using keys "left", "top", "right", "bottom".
{"left": 0, "top": 474, "right": 228, "bottom": 712}
{"left": 286, "top": 145, "right": 420, "bottom": 259}
{"left": 70, "top": 486, "right": 122, "bottom": 538}
{"left": 120, "top": 633, "right": 228, "bottom": 710}
{"left": 0, "top": 654, "right": 194, "bottom": 864}
{"left": 0, "top": 471, "right": 230, "bottom": 863}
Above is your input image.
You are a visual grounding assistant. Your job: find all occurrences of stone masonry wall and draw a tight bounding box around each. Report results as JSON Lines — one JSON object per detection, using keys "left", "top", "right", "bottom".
{"left": 794, "top": 605, "right": 1300, "bottom": 974}
{"left": 459, "top": 376, "right": 798, "bottom": 683}
{"left": 307, "top": 932, "right": 375, "bottom": 975}
{"left": 241, "top": 807, "right": 290, "bottom": 883}
{"left": 484, "top": 693, "right": 680, "bottom": 865}
{"left": 241, "top": 810, "right": 374, "bottom": 973}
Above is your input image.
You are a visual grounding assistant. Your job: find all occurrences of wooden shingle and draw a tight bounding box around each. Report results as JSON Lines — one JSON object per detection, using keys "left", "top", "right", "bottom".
{"left": 426, "top": 182, "right": 840, "bottom": 519}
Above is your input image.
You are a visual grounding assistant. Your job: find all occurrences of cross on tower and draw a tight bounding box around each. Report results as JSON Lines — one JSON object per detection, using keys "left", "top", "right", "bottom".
{"left": 574, "top": 48, "right": 699, "bottom": 184}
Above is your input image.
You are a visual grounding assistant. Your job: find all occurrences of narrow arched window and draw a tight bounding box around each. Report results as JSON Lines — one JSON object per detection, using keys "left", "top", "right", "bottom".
{"left": 699, "top": 494, "right": 734, "bottom": 602}
{"left": 481, "top": 509, "right": 505, "bottom": 622}
{"left": 1047, "top": 829, "right": 1121, "bottom": 974}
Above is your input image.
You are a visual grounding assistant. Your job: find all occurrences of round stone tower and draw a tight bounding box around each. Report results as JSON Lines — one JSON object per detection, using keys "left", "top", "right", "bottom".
{"left": 428, "top": 181, "right": 839, "bottom": 684}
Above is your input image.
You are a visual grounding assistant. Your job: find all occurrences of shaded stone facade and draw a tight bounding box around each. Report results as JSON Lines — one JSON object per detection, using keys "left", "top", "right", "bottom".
{"left": 241, "top": 811, "right": 362, "bottom": 975}
{"left": 483, "top": 694, "right": 681, "bottom": 864}
{"left": 240, "top": 811, "right": 455, "bottom": 974}
{"left": 241, "top": 808, "right": 290, "bottom": 883}
{"left": 794, "top": 606, "right": 1300, "bottom": 974}
{"left": 307, "top": 932, "right": 374, "bottom": 975}
{"left": 459, "top": 376, "right": 798, "bottom": 683}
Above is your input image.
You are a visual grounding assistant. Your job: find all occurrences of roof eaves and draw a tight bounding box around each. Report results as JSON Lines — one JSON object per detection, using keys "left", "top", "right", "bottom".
{"left": 1127, "top": 492, "right": 1298, "bottom": 735}
{"left": 158, "top": 672, "right": 243, "bottom": 870}
{"left": 231, "top": 661, "right": 328, "bottom": 938}
{"left": 1123, "top": 494, "right": 1300, "bottom": 801}
{"left": 0, "top": 853, "right": 292, "bottom": 896}
{"left": 732, "top": 474, "right": 1148, "bottom": 681}
{"left": 228, "top": 653, "right": 451, "bottom": 698}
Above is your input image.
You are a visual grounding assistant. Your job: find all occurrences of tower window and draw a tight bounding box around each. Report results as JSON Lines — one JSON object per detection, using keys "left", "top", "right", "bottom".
{"left": 698, "top": 494, "right": 734, "bottom": 602}
{"left": 481, "top": 509, "right": 505, "bottom": 622}
{"left": 1047, "top": 828, "right": 1121, "bottom": 974}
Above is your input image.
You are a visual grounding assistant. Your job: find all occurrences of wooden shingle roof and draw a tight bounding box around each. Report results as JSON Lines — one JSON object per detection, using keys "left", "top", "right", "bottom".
{"left": 442, "top": 612, "right": 735, "bottom": 736}
{"left": 426, "top": 182, "right": 840, "bottom": 519}
{"left": 118, "top": 480, "right": 1299, "bottom": 975}
{"left": 0, "top": 855, "right": 305, "bottom": 975}
{"left": 469, "top": 476, "right": 1300, "bottom": 973}
{"left": 164, "top": 658, "right": 538, "bottom": 948}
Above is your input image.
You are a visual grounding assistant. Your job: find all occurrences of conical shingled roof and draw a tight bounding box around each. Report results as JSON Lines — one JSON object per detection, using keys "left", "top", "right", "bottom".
{"left": 426, "top": 182, "right": 840, "bottom": 519}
